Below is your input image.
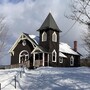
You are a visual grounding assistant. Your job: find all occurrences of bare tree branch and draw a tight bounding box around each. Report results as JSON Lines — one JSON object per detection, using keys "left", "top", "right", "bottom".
{"left": 0, "top": 16, "right": 9, "bottom": 59}
{"left": 66, "top": 0, "right": 90, "bottom": 56}
{"left": 66, "top": 0, "right": 90, "bottom": 24}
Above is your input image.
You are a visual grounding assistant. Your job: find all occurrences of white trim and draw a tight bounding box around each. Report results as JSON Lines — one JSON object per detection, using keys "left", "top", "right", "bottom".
{"left": 48, "top": 54, "right": 49, "bottom": 66}
{"left": 33, "top": 53, "right": 35, "bottom": 66}
{"left": 11, "top": 51, "right": 14, "bottom": 56}
{"left": 52, "top": 32, "right": 57, "bottom": 42}
{"left": 9, "top": 33, "right": 23, "bottom": 53}
{"left": 70, "top": 56, "right": 74, "bottom": 66}
{"left": 59, "top": 57, "right": 63, "bottom": 63}
{"left": 43, "top": 53, "right": 45, "bottom": 66}
{"left": 52, "top": 49, "right": 57, "bottom": 62}
{"left": 59, "top": 52, "right": 67, "bottom": 58}
{"left": 19, "top": 50, "right": 29, "bottom": 63}
{"left": 9, "top": 33, "right": 37, "bottom": 53}
{"left": 42, "top": 32, "right": 47, "bottom": 42}
{"left": 31, "top": 46, "right": 43, "bottom": 54}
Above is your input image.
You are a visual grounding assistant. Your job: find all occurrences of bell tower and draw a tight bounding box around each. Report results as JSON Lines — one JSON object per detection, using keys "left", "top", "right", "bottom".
{"left": 37, "top": 13, "right": 61, "bottom": 66}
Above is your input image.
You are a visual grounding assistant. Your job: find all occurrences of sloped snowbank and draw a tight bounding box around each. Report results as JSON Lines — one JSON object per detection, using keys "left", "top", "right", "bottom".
{"left": 0, "top": 67, "right": 90, "bottom": 90}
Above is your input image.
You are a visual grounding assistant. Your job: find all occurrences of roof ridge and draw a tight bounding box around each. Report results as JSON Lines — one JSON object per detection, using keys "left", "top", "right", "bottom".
{"left": 37, "top": 13, "right": 61, "bottom": 32}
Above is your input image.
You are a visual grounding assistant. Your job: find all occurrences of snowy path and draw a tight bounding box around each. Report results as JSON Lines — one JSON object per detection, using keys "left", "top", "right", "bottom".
{"left": 0, "top": 67, "right": 90, "bottom": 90}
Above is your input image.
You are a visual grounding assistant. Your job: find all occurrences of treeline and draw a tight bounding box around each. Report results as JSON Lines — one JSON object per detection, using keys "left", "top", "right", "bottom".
{"left": 80, "top": 58, "right": 90, "bottom": 67}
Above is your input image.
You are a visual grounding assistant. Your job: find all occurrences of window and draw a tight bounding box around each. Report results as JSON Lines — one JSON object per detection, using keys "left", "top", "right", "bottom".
{"left": 22, "top": 40, "right": 26, "bottom": 46}
{"left": 70, "top": 56, "right": 74, "bottom": 66}
{"left": 19, "top": 50, "right": 29, "bottom": 63}
{"left": 59, "top": 58, "right": 63, "bottom": 63}
{"left": 42, "top": 32, "right": 47, "bottom": 42}
{"left": 52, "top": 50, "right": 57, "bottom": 62}
{"left": 52, "top": 32, "right": 57, "bottom": 42}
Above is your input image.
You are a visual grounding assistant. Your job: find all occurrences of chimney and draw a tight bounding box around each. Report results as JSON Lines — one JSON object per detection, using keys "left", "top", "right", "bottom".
{"left": 74, "top": 41, "right": 77, "bottom": 52}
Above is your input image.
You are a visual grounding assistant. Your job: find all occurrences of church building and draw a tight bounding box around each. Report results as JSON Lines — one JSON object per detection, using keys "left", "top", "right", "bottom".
{"left": 9, "top": 13, "right": 80, "bottom": 68}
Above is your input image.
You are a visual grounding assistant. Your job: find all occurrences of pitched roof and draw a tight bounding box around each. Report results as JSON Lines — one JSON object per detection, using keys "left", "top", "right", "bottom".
{"left": 9, "top": 33, "right": 38, "bottom": 53}
{"left": 59, "top": 52, "right": 67, "bottom": 58}
{"left": 24, "top": 33, "right": 39, "bottom": 45}
{"left": 29, "top": 35, "right": 39, "bottom": 44}
{"left": 28, "top": 35, "right": 80, "bottom": 56}
{"left": 9, "top": 33, "right": 48, "bottom": 54}
{"left": 59, "top": 42, "right": 79, "bottom": 55}
{"left": 38, "top": 13, "right": 61, "bottom": 32}
{"left": 9, "top": 33, "right": 80, "bottom": 56}
{"left": 27, "top": 35, "right": 80, "bottom": 56}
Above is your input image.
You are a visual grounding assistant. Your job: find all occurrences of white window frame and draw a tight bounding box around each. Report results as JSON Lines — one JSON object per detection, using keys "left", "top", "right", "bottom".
{"left": 59, "top": 57, "right": 63, "bottom": 63}
{"left": 42, "top": 32, "right": 47, "bottom": 42}
{"left": 22, "top": 40, "right": 26, "bottom": 46}
{"left": 19, "top": 50, "right": 29, "bottom": 63}
{"left": 52, "top": 49, "right": 57, "bottom": 62}
{"left": 70, "top": 56, "right": 74, "bottom": 66}
{"left": 52, "top": 32, "right": 57, "bottom": 42}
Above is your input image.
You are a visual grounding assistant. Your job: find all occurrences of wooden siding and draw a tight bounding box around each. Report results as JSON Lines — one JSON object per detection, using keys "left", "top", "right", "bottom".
{"left": 39, "top": 29, "right": 59, "bottom": 67}
{"left": 11, "top": 39, "right": 34, "bottom": 67}
{"left": 58, "top": 53, "right": 80, "bottom": 67}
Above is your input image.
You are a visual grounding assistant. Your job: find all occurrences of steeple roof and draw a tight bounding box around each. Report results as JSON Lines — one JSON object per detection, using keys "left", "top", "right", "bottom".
{"left": 38, "top": 13, "right": 61, "bottom": 32}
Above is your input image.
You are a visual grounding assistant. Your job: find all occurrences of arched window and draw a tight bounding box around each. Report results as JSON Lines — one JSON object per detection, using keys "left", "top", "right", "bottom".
{"left": 59, "top": 57, "right": 63, "bottom": 63}
{"left": 19, "top": 50, "right": 29, "bottom": 63}
{"left": 52, "top": 50, "right": 57, "bottom": 62}
{"left": 42, "top": 32, "right": 47, "bottom": 42}
{"left": 52, "top": 32, "right": 57, "bottom": 42}
{"left": 70, "top": 56, "right": 74, "bottom": 66}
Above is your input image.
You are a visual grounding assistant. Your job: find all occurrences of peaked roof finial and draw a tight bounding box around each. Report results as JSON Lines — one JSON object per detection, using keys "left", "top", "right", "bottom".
{"left": 37, "top": 13, "right": 61, "bottom": 32}
{"left": 49, "top": 10, "right": 52, "bottom": 13}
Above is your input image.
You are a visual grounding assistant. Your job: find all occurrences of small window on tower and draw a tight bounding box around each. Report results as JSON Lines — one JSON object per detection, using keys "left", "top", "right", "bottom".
{"left": 52, "top": 32, "right": 57, "bottom": 42}
{"left": 42, "top": 32, "right": 47, "bottom": 42}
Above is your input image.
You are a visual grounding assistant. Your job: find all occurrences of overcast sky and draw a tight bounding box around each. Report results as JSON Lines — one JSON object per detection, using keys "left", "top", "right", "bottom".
{"left": 0, "top": 0, "right": 87, "bottom": 65}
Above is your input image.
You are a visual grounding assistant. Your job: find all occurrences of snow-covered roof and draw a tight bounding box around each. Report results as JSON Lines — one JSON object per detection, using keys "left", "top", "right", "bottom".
{"left": 59, "top": 52, "right": 67, "bottom": 58}
{"left": 29, "top": 35, "right": 79, "bottom": 56}
{"left": 59, "top": 42, "right": 79, "bottom": 55}
{"left": 9, "top": 33, "right": 39, "bottom": 53}
{"left": 9, "top": 33, "right": 79, "bottom": 56}
{"left": 29, "top": 35, "right": 39, "bottom": 44}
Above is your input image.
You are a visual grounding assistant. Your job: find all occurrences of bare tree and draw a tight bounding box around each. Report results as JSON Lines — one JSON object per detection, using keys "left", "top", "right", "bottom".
{"left": 0, "top": 16, "right": 9, "bottom": 59}
{"left": 66, "top": 0, "right": 90, "bottom": 56}
{"left": 66, "top": 0, "right": 90, "bottom": 24}
{"left": 82, "top": 29, "right": 90, "bottom": 55}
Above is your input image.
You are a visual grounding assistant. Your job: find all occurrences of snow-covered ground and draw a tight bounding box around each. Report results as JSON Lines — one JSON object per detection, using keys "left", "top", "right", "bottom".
{"left": 0, "top": 67, "right": 90, "bottom": 90}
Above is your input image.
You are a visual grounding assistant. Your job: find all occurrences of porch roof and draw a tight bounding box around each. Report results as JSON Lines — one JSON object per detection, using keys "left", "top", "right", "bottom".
{"left": 31, "top": 46, "right": 48, "bottom": 54}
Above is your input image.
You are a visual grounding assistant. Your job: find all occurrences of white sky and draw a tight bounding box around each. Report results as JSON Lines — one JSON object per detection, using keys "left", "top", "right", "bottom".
{"left": 0, "top": 0, "right": 88, "bottom": 65}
